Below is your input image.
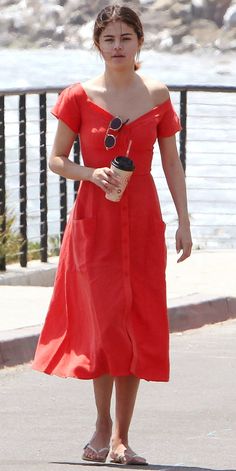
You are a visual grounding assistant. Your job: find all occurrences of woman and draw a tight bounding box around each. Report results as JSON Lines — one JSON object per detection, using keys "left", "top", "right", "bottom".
{"left": 33, "top": 4, "right": 192, "bottom": 466}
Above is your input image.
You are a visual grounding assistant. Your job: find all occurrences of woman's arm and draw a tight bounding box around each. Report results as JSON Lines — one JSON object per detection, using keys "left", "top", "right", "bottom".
{"left": 158, "top": 135, "right": 192, "bottom": 262}
{"left": 49, "top": 120, "right": 121, "bottom": 193}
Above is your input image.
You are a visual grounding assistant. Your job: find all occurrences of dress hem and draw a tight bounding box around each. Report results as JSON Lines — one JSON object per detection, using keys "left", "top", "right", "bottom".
{"left": 31, "top": 363, "right": 169, "bottom": 383}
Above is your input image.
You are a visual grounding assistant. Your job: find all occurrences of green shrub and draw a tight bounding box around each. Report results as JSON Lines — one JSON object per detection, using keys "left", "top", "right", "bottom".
{"left": 0, "top": 211, "right": 23, "bottom": 266}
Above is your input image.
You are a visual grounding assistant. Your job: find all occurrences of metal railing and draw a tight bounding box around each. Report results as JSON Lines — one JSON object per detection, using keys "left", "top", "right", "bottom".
{"left": 0, "top": 84, "right": 236, "bottom": 270}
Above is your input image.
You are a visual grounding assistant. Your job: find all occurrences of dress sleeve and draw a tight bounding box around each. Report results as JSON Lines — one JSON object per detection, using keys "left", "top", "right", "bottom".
{"left": 51, "top": 84, "right": 81, "bottom": 134}
{"left": 157, "top": 99, "right": 182, "bottom": 138}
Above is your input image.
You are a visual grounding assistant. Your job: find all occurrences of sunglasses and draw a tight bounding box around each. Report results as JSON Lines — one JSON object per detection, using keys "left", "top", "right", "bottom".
{"left": 104, "top": 116, "right": 129, "bottom": 150}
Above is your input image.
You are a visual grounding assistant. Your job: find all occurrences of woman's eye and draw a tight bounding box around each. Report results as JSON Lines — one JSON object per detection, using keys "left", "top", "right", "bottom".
{"left": 123, "top": 37, "right": 131, "bottom": 40}
{"left": 104, "top": 38, "right": 113, "bottom": 42}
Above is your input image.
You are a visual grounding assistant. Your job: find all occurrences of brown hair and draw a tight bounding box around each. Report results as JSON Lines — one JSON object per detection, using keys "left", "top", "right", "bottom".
{"left": 93, "top": 4, "right": 144, "bottom": 70}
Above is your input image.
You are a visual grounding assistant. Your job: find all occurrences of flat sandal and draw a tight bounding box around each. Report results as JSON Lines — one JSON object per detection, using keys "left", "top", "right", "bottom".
{"left": 110, "top": 449, "right": 148, "bottom": 466}
{"left": 82, "top": 442, "right": 110, "bottom": 463}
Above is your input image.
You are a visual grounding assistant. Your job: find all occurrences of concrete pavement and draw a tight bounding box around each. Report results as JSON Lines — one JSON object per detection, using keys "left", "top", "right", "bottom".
{"left": 0, "top": 250, "right": 236, "bottom": 368}
{"left": 0, "top": 319, "right": 236, "bottom": 471}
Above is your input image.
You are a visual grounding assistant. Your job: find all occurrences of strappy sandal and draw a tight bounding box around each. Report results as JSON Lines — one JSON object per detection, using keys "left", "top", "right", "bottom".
{"left": 110, "top": 449, "right": 148, "bottom": 466}
{"left": 82, "top": 443, "right": 110, "bottom": 463}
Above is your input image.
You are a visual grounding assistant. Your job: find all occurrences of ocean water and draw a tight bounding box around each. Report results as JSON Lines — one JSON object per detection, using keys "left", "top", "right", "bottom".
{"left": 1, "top": 48, "right": 236, "bottom": 249}
{"left": 1, "top": 48, "right": 236, "bottom": 89}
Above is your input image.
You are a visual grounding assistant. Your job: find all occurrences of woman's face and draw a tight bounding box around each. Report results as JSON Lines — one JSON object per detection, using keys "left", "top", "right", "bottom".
{"left": 98, "top": 21, "right": 142, "bottom": 68}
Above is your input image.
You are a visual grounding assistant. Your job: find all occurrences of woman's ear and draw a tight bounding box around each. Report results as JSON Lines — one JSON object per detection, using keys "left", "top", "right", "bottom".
{"left": 94, "top": 40, "right": 101, "bottom": 51}
{"left": 139, "top": 37, "right": 144, "bottom": 48}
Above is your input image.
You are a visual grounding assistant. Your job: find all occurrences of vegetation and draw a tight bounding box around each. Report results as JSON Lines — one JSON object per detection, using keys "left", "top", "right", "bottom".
{"left": 0, "top": 211, "right": 23, "bottom": 265}
{"left": 0, "top": 210, "right": 60, "bottom": 267}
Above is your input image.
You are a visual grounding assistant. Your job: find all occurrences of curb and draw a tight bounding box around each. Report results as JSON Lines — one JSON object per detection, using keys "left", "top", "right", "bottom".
{"left": 0, "top": 258, "right": 58, "bottom": 287}
{"left": 1, "top": 296, "right": 236, "bottom": 369}
{"left": 0, "top": 326, "right": 40, "bottom": 369}
{"left": 168, "top": 295, "right": 236, "bottom": 332}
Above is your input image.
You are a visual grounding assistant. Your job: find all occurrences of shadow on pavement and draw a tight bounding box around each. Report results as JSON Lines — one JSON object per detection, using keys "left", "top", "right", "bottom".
{"left": 50, "top": 462, "right": 236, "bottom": 471}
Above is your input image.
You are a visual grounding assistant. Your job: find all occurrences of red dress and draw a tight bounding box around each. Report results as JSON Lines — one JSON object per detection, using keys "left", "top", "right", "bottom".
{"left": 32, "top": 83, "right": 181, "bottom": 381}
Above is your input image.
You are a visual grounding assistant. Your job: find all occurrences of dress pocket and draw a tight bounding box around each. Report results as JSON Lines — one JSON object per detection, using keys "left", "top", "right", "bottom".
{"left": 71, "top": 217, "right": 96, "bottom": 270}
{"left": 149, "top": 217, "right": 167, "bottom": 271}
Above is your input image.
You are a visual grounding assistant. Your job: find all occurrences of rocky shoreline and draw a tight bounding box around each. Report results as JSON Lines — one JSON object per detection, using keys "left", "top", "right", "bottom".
{"left": 0, "top": 0, "right": 236, "bottom": 53}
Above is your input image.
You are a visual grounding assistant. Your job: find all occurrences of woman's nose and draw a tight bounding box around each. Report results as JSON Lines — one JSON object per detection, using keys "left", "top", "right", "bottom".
{"left": 113, "top": 40, "right": 122, "bottom": 50}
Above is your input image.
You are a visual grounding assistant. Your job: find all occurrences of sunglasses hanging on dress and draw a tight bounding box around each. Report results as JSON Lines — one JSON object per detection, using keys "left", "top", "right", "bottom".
{"left": 104, "top": 116, "right": 129, "bottom": 150}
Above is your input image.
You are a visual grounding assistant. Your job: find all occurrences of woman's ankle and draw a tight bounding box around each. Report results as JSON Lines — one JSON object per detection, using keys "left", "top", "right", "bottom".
{"left": 111, "top": 435, "right": 129, "bottom": 448}
{"left": 96, "top": 416, "right": 113, "bottom": 432}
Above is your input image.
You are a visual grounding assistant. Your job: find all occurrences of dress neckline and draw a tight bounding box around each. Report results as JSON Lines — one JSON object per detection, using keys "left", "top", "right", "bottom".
{"left": 80, "top": 83, "right": 170, "bottom": 126}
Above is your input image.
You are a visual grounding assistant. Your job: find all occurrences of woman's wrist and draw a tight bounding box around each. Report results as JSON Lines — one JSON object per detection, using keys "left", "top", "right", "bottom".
{"left": 178, "top": 216, "right": 190, "bottom": 227}
{"left": 82, "top": 166, "right": 95, "bottom": 182}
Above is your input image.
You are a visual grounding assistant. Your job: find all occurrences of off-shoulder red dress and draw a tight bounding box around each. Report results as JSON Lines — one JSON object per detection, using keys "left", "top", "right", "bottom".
{"left": 32, "top": 83, "right": 181, "bottom": 381}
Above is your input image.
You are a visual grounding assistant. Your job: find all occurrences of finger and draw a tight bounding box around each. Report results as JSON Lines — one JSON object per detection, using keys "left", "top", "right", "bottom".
{"left": 106, "top": 169, "right": 121, "bottom": 185}
{"left": 101, "top": 179, "right": 110, "bottom": 193}
{"left": 175, "top": 235, "right": 182, "bottom": 254}
{"left": 177, "top": 245, "right": 192, "bottom": 263}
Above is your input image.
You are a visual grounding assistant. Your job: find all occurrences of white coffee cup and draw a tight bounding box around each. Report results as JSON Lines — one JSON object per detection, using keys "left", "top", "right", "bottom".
{"left": 105, "top": 156, "right": 135, "bottom": 202}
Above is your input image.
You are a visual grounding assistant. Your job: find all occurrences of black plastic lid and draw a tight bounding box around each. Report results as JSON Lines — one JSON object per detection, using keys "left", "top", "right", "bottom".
{"left": 112, "top": 156, "right": 135, "bottom": 171}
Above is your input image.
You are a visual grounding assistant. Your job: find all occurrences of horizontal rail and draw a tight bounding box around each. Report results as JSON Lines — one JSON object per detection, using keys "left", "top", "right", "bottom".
{"left": 1, "top": 85, "right": 236, "bottom": 96}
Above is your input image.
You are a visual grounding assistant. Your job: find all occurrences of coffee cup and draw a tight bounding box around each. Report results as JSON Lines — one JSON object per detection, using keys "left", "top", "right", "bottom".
{"left": 105, "top": 156, "right": 135, "bottom": 202}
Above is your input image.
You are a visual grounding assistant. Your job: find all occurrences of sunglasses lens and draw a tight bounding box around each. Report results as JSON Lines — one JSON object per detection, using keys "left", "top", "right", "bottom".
{"left": 105, "top": 134, "right": 116, "bottom": 149}
{"left": 110, "top": 117, "right": 122, "bottom": 130}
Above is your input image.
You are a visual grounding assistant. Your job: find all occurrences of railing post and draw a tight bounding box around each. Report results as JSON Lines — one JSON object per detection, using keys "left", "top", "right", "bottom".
{"left": 179, "top": 90, "right": 187, "bottom": 173}
{"left": 39, "top": 93, "right": 48, "bottom": 262}
{"left": 0, "top": 96, "right": 6, "bottom": 271}
{"left": 73, "top": 136, "right": 80, "bottom": 201}
{"left": 19, "top": 94, "right": 27, "bottom": 267}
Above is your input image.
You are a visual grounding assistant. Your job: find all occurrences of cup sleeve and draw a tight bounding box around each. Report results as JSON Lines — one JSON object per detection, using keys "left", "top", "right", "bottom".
{"left": 157, "top": 100, "right": 182, "bottom": 138}
{"left": 51, "top": 85, "right": 81, "bottom": 134}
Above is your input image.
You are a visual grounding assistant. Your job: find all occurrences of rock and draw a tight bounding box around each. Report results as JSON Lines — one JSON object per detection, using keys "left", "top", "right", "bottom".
{"left": 224, "top": 5, "right": 236, "bottom": 27}
{"left": 156, "top": 29, "right": 173, "bottom": 50}
{"left": 0, "top": 0, "right": 236, "bottom": 54}
{"left": 1, "top": 0, "right": 15, "bottom": 5}
{"left": 0, "top": 17, "right": 13, "bottom": 34}
{"left": 215, "top": 25, "right": 236, "bottom": 50}
{"left": 191, "top": 0, "right": 231, "bottom": 26}
{"left": 170, "top": 2, "right": 192, "bottom": 22}
{"left": 171, "top": 24, "right": 190, "bottom": 44}
{"left": 181, "top": 34, "right": 199, "bottom": 50}
{"left": 191, "top": 19, "right": 220, "bottom": 45}
{"left": 0, "top": 31, "right": 14, "bottom": 47}
{"left": 166, "top": 18, "right": 185, "bottom": 29}
{"left": 209, "top": 0, "right": 232, "bottom": 27}
{"left": 151, "top": 0, "right": 173, "bottom": 11}
{"left": 53, "top": 25, "right": 65, "bottom": 41}
{"left": 140, "top": 0, "right": 153, "bottom": 4}
{"left": 78, "top": 20, "right": 94, "bottom": 49}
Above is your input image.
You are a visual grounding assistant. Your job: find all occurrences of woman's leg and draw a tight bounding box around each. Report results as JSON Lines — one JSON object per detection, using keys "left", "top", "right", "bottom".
{"left": 113, "top": 375, "right": 140, "bottom": 446}
{"left": 111, "top": 375, "right": 146, "bottom": 463}
{"left": 83, "top": 374, "right": 113, "bottom": 459}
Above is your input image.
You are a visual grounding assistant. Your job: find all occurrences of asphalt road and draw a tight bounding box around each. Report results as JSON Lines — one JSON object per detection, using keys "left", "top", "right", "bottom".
{"left": 0, "top": 320, "right": 236, "bottom": 471}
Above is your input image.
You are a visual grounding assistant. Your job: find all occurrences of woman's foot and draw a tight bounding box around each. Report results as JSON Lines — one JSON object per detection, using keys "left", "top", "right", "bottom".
{"left": 81, "top": 418, "right": 112, "bottom": 463}
{"left": 82, "top": 443, "right": 110, "bottom": 463}
{"left": 110, "top": 440, "right": 148, "bottom": 465}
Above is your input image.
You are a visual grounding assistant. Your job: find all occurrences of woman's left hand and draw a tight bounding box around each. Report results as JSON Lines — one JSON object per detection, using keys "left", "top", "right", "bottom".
{"left": 176, "top": 224, "right": 192, "bottom": 263}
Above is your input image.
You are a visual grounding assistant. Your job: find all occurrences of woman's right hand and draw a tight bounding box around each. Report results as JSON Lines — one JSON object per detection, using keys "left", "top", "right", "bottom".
{"left": 89, "top": 167, "right": 121, "bottom": 194}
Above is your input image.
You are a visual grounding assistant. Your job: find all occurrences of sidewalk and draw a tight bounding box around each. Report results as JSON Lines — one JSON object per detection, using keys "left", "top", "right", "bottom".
{"left": 1, "top": 319, "right": 236, "bottom": 470}
{"left": 0, "top": 250, "right": 235, "bottom": 368}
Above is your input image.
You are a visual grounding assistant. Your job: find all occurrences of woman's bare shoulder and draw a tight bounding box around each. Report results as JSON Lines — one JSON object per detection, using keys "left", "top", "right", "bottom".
{"left": 81, "top": 76, "right": 104, "bottom": 94}
{"left": 140, "top": 75, "right": 170, "bottom": 105}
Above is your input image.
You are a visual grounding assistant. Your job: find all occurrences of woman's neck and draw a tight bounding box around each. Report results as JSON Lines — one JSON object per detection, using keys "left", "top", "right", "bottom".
{"left": 103, "top": 67, "right": 137, "bottom": 91}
